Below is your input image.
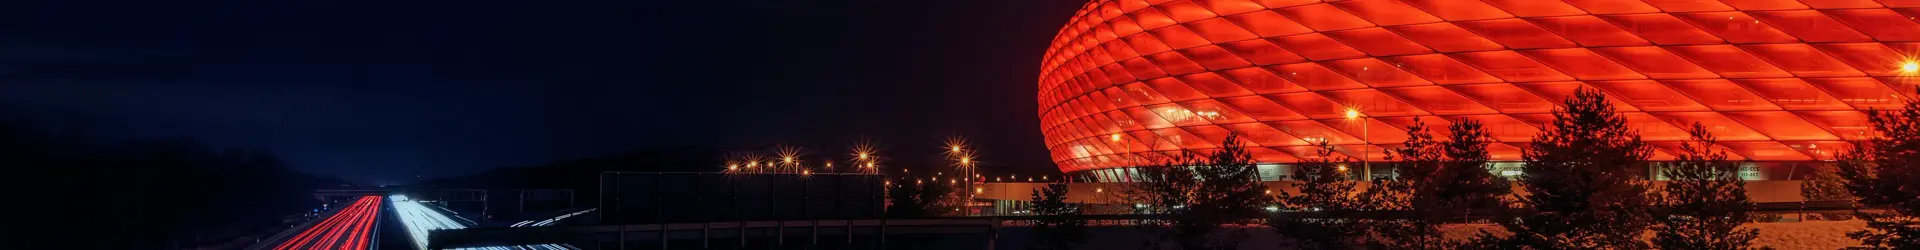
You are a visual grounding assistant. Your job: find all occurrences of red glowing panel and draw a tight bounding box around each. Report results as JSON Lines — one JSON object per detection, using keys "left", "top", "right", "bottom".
{"left": 1267, "top": 92, "right": 1350, "bottom": 119}
{"left": 1647, "top": 111, "right": 1771, "bottom": 140}
{"left": 1398, "top": 0, "right": 1514, "bottom": 21}
{"left": 1480, "top": 0, "right": 1587, "bottom": 17}
{"left": 1747, "top": 10, "right": 1873, "bottom": 42}
{"left": 1455, "top": 19, "right": 1581, "bottom": 49}
{"left": 1217, "top": 40, "right": 1307, "bottom": 65}
{"left": 1587, "top": 80, "right": 1710, "bottom": 111}
{"left": 1731, "top": 78, "right": 1855, "bottom": 110}
{"left": 1385, "top": 23, "right": 1506, "bottom": 53}
{"left": 1660, "top": 79, "right": 1782, "bottom": 111}
{"left": 1224, "top": 10, "right": 1314, "bottom": 37}
{"left": 1599, "top": 14, "right": 1726, "bottom": 45}
{"left": 1664, "top": 45, "right": 1793, "bottom": 78}
{"left": 1221, "top": 95, "right": 1310, "bottom": 121}
{"left": 1673, "top": 12, "right": 1800, "bottom": 43}
{"left": 1640, "top": 0, "right": 1735, "bottom": 12}
{"left": 1269, "top": 63, "right": 1369, "bottom": 90}
{"left": 1218, "top": 67, "right": 1309, "bottom": 93}
{"left": 1722, "top": 111, "right": 1839, "bottom": 140}
{"left": 1177, "top": 45, "right": 1255, "bottom": 70}
{"left": 1590, "top": 46, "right": 1717, "bottom": 79}
{"left": 1319, "top": 89, "right": 1433, "bottom": 117}
{"left": 1449, "top": 50, "right": 1577, "bottom": 82}
{"left": 1277, "top": 3, "right": 1376, "bottom": 31}
{"left": 1324, "top": 28, "right": 1435, "bottom": 56}
{"left": 1183, "top": 18, "right": 1260, "bottom": 43}
{"left": 1330, "top": 0, "right": 1443, "bottom": 26}
{"left": 1269, "top": 34, "right": 1369, "bottom": 61}
{"left": 1519, "top": 48, "right": 1648, "bottom": 80}
{"left": 1444, "top": 83, "right": 1559, "bottom": 113}
{"left": 1529, "top": 16, "right": 1654, "bottom": 47}
{"left": 1378, "top": 86, "right": 1499, "bottom": 115}
{"left": 1320, "top": 58, "right": 1433, "bottom": 87}
{"left": 1379, "top": 54, "right": 1503, "bottom": 84}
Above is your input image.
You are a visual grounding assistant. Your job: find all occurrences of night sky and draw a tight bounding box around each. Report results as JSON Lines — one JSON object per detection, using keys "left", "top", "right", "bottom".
{"left": 0, "top": 0, "right": 1088, "bottom": 184}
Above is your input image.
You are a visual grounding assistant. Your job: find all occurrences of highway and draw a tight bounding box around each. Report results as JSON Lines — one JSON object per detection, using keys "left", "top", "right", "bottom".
{"left": 390, "top": 195, "right": 576, "bottom": 250}
{"left": 272, "top": 196, "right": 382, "bottom": 250}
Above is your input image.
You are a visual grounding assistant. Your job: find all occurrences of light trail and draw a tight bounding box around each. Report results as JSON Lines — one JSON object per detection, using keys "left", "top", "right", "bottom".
{"left": 274, "top": 196, "right": 382, "bottom": 250}
{"left": 390, "top": 195, "right": 577, "bottom": 250}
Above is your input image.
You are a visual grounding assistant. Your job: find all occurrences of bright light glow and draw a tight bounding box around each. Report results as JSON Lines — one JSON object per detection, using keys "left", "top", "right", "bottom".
{"left": 276, "top": 196, "right": 381, "bottom": 250}
{"left": 1901, "top": 61, "right": 1919, "bottom": 73}
{"left": 1337, "top": 165, "right": 1349, "bottom": 172}
{"left": 1344, "top": 108, "right": 1361, "bottom": 119}
{"left": 865, "top": 163, "right": 875, "bottom": 168}
{"left": 1110, "top": 133, "right": 1122, "bottom": 142}
{"left": 783, "top": 157, "right": 793, "bottom": 163}
{"left": 390, "top": 195, "right": 572, "bottom": 250}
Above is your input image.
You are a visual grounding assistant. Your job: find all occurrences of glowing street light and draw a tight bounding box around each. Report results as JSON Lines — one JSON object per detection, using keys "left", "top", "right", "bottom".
{"left": 1345, "top": 106, "right": 1371, "bottom": 181}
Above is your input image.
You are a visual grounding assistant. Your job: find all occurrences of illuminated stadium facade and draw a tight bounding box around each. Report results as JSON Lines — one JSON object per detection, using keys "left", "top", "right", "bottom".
{"left": 1036, "top": 0, "right": 1919, "bottom": 182}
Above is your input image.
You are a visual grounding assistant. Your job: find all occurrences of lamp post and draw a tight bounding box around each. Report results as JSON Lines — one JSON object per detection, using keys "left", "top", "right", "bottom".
{"left": 1345, "top": 107, "right": 1369, "bottom": 181}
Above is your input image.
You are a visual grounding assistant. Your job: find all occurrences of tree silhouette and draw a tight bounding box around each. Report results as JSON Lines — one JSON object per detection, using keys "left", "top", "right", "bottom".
{"left": 1492, "top": 88, "right": 1655, "bottom": 249}
{"left": 1268, "top": 140, "right": 1373, "bottom": 249}
{"left": 1652, "top": 123, "right": 1761, "bottom": 250}
{"left": 1834, "top": 90, "right": 1920, "bottom": 249}
{"left": 1124, "top": 133, "right": 1269, "bottom": 249}
{"left": 1372, "top": 118, "right": 1511, "bottom": 249}
{"left": 3, "top": 118, "right": 336, "bottom": 249}
{"left": 1030, "top": 182, "right": 1087, "bottom": 250}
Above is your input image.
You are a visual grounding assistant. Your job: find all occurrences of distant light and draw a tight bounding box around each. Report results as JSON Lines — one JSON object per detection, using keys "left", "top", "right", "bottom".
{"left": 1096, "top": 188, "right": 1103, "bottom": 193}
{"left": 802, "top": 170, "right": 811, "bottom": 175}
{"left": 1265, "top": 206, "right": 1279, "bottom": 212}
{"left": 1110, "top": 133, "right": 1123, "bottom": 142}
{"left": 865, "top": 163, "right": 876, "bottom": 168}
{"left": 1344, "top": 108, "right": 1361, "bottom": 119}
{"left": 975, "top": 188, "right": 983, "bottom": 193}
{"left": 783, "top": 157, "right": 793, "bottom": 163}
{"left": 1264, "top": 189, "right": 1272, "bottom": 195}
{"left": 1901, "top": 61, "right": 1919, "bottom": 73}
{"left": 1337, "top": 165, "right": 1349, "bottom": 172}
{"left": 858, "top": 153, "right": 869, "bottom": 159}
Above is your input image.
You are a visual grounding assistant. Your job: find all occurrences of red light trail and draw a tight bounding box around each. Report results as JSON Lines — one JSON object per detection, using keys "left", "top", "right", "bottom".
{"left": 274, "top": 196, "right": 382, "bottom": 250}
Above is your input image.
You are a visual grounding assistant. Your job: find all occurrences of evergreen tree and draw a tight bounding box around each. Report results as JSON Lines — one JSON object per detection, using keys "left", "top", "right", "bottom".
{"left": 1375, "top": 119, "right": 1512, "bottom": 249}
{"left": 886, "top": 177, "right": 959, "bottom": 217}
{"left": 1439, "top": 118, "right": 1513, "bottom": 215}
{"left": 1496, "top": 88, "right": 1655, "bottom": 249}
{"left": 1124, "top": 133, "right": 1269, "bottom": 249}
{"left": 1798, "top": 161, "right": 1856, "bottom": 220}
{"left": 1653, "top": 123, "right": 1761, "bottom": 250}
{"left": 1269, "top": 141, "right": 1372, "bottom": 249}
{"left": 1835, "top": 90, "right": 1920, "bottom": 249}
{"left": 1031, "top": 182, "right": 1087, "bottom": 250}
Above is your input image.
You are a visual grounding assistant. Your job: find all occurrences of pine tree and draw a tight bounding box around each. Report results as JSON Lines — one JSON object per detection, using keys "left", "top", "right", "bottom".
{"left": 1497, "top": 88, "right": 1655, "bottom": 249}
{"left": 1376, "top": 119, "right": 1512, "bottom": 249}
{"left": 1798, "top": 161, "right": 1856, "bottom": 220}
{"left": 1835, "top": 90, "right": 1920, "bottom": 249}
{"left": 1653, "top": 123, "right": 1761, "bottom": 250}
{"left": 1439, "top": 118, "right": 1513, "bottom": 215}
{"left": 1123, "top": 133, "right": 1269, "bottom": 249}
{"left": 1269, "top": 141, "right": 1372, "bottom": 249}
{"left": 1031, "top": 182, "right": 1087, "bottom": 250}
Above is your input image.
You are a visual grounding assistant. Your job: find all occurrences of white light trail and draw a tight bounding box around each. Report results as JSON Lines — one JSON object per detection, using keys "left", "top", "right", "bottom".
{"left": 389, "top": 195, "right": 576, "bottom": 250}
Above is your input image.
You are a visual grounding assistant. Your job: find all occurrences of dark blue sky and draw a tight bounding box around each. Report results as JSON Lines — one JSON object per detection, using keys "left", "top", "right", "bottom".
{"left": 0, "top": 0, "right": 1086, "bottom": 184}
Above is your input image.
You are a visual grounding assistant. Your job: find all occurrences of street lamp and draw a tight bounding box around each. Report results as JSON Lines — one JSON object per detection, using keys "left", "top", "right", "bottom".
{"left": 1345, "top": 107, "right": 1370, "bottom": 181}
